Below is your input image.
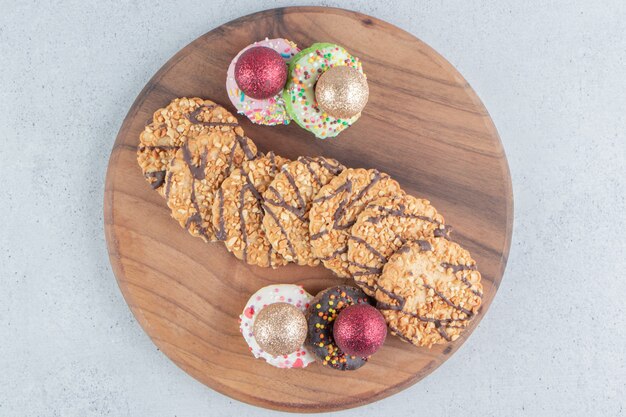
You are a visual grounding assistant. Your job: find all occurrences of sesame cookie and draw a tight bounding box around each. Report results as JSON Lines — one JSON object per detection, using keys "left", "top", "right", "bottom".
{"left": 212, "top": 152, "right": 290, "bottom": 267}
{"left": 348, "top": 195, "right": 450, "bottom": 296}
{"left": 137, "top": 97, "right": 245, "bottom": 196}
{"left": 305, "top": 286, "right": 374, "bottom": 371}
{"left": 165, "top": 129, "right": 258, "bottom": 242}
{"left": 308, "top": 168, "right": 404, "bottom": 277}
{"left": 376, "top": 238, "right": 483, "bottom": 348}
{"left": 262, "top": 156, "right": 345, "bottom": 266}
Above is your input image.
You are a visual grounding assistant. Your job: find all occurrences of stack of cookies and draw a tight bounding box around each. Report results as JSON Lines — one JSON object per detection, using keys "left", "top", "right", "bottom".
{"left": 138, "top": 97, "right": 483, "bottom": 348}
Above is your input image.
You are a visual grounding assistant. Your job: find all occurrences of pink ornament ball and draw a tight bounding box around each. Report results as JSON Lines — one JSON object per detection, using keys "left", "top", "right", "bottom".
{"left": 234, "top": 46, "right": 287, "bottom": 100}
{"left": 333, "top": 304, "right": 387, "bottom": 357}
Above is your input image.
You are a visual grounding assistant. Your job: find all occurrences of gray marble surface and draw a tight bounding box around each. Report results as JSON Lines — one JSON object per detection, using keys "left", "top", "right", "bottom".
{"left": 1, "top": 1, "right": 624, "bottom": 416}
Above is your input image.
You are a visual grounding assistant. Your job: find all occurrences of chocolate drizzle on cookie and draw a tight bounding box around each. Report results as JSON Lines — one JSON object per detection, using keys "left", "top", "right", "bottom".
{"left": 310, "top": 180, "right": 353, "bottom": 240}
{"left": 299, "top": 156, "right": 343, "bottom": 186}
{"left": 164, "top": 172, "right": 174, "bottom": 199}
{"left": 310, "top": 170, "right": 389, "bottom": 242}
{"left": 363, "top": 205, "right": 450, "bottom": 238}
{"left": 238, "top": 167, "right": 268, "bottom": 262}
{"left": 235, "top": 135, "right": 258, "bottom": 160}
{"left": 238, "top": 171, "right": 251, "bottom": 262}
{"left": 349, "top": 197, "right": 447, "bottom": 292}
{"left": 145, "top": 170, "right": 166, "bottom": 189}
{"left": 262, "top": 157, "right": 345, "bottom": 264}
{"left": 308, "top": 169, "right": 405, "bottom": 277}
{"left": 215, "top": 188, "right": 227, "bottom": 241}
{"left": 214, "top": 153, "right": 285, "bottom": 267}
{"left": 168, "top": 131, "right": 257, "bottom": 242}
{"left": 318, "top": 246, "right": 348, "bottom": 261}
{"left": 186, "top": 104, "right": 240, "bottom": 127}
{"left": 262, "top": 203, "right": 298, "bottom": 259}
{"left": 174, "top": 141, "right": 211, "bottom": 239}
{"left": 138, "top": 145, "right": 181, "bottom": 191}
{"left": 376, "top": 238, "right": 483, "bottom": 345}
{"left": 424, "top": 283, "right": 474, "bottom": 316}
{"left": 182, "top": 142, "right": 209, "bottom": 181}
{"left": 138, "top": 99, "right": 250, "bottom": 195}
{"left": 138, "top": 144, "right": 180, "bottom": 151}
{"left": 441, "top": 262, "right": 482, "bottom": 297}
{"left": 185, "top": 184, "right": 210, "bottom": 239}
{"left": 264, "top": 187, "right": 307, "bottom": 220}
{"left": 377, "top": 283, "right": 468, "bottom": 344}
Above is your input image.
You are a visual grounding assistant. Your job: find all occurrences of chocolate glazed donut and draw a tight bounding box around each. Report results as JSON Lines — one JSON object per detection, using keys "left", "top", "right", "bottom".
{"left": 305, "top": 286, "right": 374, "bottom": 370}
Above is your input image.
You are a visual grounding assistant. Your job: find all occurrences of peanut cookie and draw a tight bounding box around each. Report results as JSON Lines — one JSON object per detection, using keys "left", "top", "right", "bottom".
{"left": 212, "top": 153, "right": 290, "bottom": 267}
{"left": 308, "top": 168, "right": 404, "bottom": 277}
{"left": 348, "top": 195, "right": 450, "bottom": 296}
{"left": 165, "top": 129, "right": 258, "bottom": 242}
{"left": 262, "top": 156, "right": 345, "bottom": 266}
{"left": 376, "top": 238, "right": 483, "bottom": 348}
{"left": 137, "top": 97, "right": 244, "bottom": 196}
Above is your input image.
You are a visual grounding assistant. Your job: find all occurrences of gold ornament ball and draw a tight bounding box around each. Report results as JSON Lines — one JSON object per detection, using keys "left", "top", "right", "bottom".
{"left": 253, "top": 303, "right": 307, "bottom": 356}
{"left": 315, "top": 66, "right": 369, "bottom": 119}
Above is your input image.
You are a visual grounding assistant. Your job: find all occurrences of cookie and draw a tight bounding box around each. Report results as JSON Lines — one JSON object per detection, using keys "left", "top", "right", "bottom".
{"left": 165, "top": 129, "right": 258, "bottom": 242}
{"left": 284, "top": 43, "right": 365, "bottom": 139}
{"left": 305, "top": 286, "right": 374, "bottom": 370}
{"left": 212, "top": 152, "right": 290, "bottom": 267}
{"left": 226, "top": 38, "right": 300, "bottom": 125}
{"left": 137, "top": 97, "right": 244, "bottom": 196}
{"left": 240, "top": 284, "right": 316, "bottom": 368}
{"left": 308, "top": 168, "right": 404, "bottom": 277}
{"left": 262, "top": 156, "right": 345, "bottom": 266}
{"left": 376, "top": 238, "right": 483, "bottom": 348}
{"left": 348, "top": 195, "right": 450, "bottom": 296}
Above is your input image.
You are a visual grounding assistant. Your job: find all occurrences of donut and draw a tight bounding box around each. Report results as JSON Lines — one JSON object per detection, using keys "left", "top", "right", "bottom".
{"left": 239, "top": 284, "right": 316, "bottom": 368}
{"left": 226, "top": 38, "right": 300, "bottom": 126}
{"left": 283, "top": 43, "right": 365, "bottom": 139}
{"left": 305, "top": 285, "right": 375, "bottom": 370}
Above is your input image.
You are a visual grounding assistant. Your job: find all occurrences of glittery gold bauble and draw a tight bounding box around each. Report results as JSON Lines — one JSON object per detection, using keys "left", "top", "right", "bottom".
{"left": 253, "top": 303, "right": 307, "bottom": 356}
{"left": 315, "top": 66, "right": 369, "bottom": 119}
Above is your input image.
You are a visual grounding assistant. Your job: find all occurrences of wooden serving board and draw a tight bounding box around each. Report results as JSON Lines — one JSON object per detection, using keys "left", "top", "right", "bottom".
{"left": 104, "top": 7, "right": 512, "bottom": 413}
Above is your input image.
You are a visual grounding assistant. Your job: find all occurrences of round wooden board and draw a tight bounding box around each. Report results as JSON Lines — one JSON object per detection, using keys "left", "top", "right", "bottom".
{"left": 104, "top": 7, "right": 512, "bottom": 413}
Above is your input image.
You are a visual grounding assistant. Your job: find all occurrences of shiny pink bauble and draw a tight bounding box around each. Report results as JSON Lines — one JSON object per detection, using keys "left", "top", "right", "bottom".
{"left": 234, "top": 46, "right": 287, "bottom": 100}
{"left": 333, "top": 304, "right": 387, "bottom": 357}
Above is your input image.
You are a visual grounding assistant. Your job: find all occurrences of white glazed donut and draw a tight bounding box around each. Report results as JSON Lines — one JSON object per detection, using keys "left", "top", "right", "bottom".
{"left": 239, "top": 284, "right": 316, "bottom": 368}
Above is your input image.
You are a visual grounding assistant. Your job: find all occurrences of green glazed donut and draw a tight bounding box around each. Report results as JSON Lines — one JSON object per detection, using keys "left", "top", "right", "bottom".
{"left": 283, "top": 43, "right": 364, "bottom": 139}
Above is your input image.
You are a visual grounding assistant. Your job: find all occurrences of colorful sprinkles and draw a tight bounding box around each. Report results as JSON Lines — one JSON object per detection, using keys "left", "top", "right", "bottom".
{"left": 306, "top": 286, "right": 374, "bottom": 370}
{"left": 284, "top": 43, "right": 364, "bottom": 139}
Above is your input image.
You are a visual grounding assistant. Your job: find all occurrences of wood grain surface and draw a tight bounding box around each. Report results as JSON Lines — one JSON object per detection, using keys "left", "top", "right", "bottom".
{"left": 104, "top": 7, "right": 513, "bottom": 413}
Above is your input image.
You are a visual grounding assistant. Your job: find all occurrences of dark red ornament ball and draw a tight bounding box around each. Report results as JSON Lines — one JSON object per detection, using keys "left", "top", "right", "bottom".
{"left": 333, "top": 304, "right": 387, "bottom": 357}
{"left": 234, "top": 46, "right": 287, "bottom": 100}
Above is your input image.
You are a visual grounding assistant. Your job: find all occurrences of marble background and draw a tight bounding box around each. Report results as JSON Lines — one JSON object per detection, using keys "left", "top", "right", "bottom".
{"left": 1, "top": 1, "right": 624, "bottom": 416}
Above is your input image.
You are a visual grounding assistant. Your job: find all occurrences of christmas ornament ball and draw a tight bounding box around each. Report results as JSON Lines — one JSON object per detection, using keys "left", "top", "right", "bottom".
{"left": 315, "top": 65, "right": 369, "bottom": 119}
{"left": 253, "top": 302, "right": 307, "bottom": 356}
{"left": 333, "top": 304, "right": 387, "bottom": 357}
{"left": 234, "top": 46, "right": 288, "bottom": 100}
